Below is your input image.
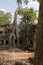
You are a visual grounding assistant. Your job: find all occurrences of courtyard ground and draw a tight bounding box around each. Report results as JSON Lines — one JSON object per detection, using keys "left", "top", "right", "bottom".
{"left": 0, "top": 48, "right": 34, "bottom": 65}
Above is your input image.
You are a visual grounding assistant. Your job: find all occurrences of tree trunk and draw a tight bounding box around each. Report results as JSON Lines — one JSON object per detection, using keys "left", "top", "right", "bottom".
{"left": 12, "top": 1, "right": 21, "bottom": 47}
{"left": 33, "top": 0, "right": 43, "bottom": 65}
{"left": 10, "top": 0, "right": 22, "bottom": 47}
{"left": 12, "top": 10, "right": 19, "bottom": 47}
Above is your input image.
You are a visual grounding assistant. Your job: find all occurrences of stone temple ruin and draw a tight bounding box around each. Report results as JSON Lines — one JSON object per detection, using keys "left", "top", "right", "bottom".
{"left": 19, "top": 24, "right": 37, "bottom": 50}
{"left": 0, "top": 11, "right": 19, "bottom": 49}
{"left": 0, "top": 22, "right": 37, "bottom": 50}
{"left": 0, "top": 10, "right": 37, "bottom": 50}
{"left": 0, "top": 24, "right": 12, "bottom": 49}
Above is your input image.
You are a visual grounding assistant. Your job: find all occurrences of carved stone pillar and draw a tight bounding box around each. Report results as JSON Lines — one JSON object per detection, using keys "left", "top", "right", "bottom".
{"left": 4, "top": 40, "right": 6, "bottom": 45}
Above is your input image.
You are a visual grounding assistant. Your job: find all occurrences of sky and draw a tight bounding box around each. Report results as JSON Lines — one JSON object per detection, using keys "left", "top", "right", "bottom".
{"left": 0, "top": 0, "right": 17, "bottom": 14}
{"left": 0, "top": 0, "right": 39, "bottom": 23}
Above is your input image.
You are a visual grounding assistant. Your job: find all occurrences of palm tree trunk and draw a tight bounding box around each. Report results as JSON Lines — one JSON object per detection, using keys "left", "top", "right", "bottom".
{"left": 33, "top": 0, "right": 43, "bottom": 65}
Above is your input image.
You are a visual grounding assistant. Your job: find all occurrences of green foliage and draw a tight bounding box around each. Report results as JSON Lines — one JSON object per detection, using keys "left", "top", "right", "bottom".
{"left": 24, "top": 0, "right": 29, "bottom": 5}
{"left": 16, "top": 0, "right": 29, "bottom": 4}
{"left": 21, "top": 8, "right": 37, "bottom": 22}
{"left": 18, "top": 21, "right": 25, "bottom": 28}
{"left": 0, "top": 11, "right": 12, "bottom": 25}
{"left": 16, "top": 0, "right": 22, "bottom": 4}
{"left": 18, "top": 8, "right": 37, "bottom": 28}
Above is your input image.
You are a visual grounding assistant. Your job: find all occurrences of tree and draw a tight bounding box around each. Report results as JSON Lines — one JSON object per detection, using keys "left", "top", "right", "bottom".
{"left": 24, "top": 0, "right": 43, "bottom": 65}
{"left": 18, "top": 21, "right": 25, "bottom": 28}
{"left": 0, "top": 11, "right": 12, "bottom": 25}
{"left": 11, "top": 0, "right": 22, "bottom": 47}
{"left": 33, "top": 0, "right": 43, "bottom": 65}
{"left": 18, "top": 8, "right": 37, "bottom": 28}
{"left": 17, "top": 0, "right": 22, "bottom": 8}
{"left": 13, "top": 0, "right": 28, "bottom": 47}
{"left": 24, "top": 0, "right": 29, "bottom": 5}
{"left": 11, "top": 0, "right": 37, "bottom": 47}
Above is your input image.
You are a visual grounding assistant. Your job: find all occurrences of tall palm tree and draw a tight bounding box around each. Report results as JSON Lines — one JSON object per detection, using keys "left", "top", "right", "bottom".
{"left": 33, "top": 0, "right": 43, "bottom": 65}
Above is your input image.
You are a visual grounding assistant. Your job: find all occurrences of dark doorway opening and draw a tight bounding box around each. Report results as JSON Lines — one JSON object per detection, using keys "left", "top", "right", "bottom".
{"left": 5, "top": 40, "right": 9, "bottom": 45}
{"left": 30, "top": 40, "right": 33, "bottom": 45}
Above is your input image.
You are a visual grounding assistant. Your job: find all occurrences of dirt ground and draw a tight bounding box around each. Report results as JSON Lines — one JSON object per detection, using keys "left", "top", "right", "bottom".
{"left": 0, "top": 49, "right": 34, "bottom": 65}
{"left": 0, "top": 49, "right": 34, "bottom": 60}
